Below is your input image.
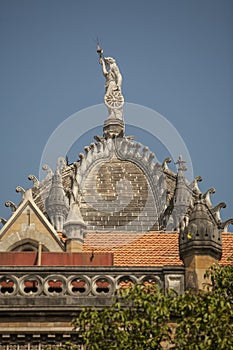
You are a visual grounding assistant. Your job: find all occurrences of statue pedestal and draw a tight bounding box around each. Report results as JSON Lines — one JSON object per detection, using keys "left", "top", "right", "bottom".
{"left": 103, "top": 118, "right": 124, "bottom": 138}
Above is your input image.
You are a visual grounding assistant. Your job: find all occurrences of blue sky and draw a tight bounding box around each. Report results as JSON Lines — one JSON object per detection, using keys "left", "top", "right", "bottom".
{"left": 0, "top": 0, "right": 232, "bottom": 224}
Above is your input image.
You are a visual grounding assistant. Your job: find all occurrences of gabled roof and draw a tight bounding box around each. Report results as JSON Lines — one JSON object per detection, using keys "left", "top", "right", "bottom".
{"left": 0, "top": 189, "right": 64, "bottom": 252}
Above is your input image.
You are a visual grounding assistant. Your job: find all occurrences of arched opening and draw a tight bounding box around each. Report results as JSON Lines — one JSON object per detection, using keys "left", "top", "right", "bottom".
{"left": 9, "top": 239, "right": 49, "bottom": 252}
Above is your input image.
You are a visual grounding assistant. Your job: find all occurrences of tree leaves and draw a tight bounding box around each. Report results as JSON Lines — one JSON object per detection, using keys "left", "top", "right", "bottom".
{"left": 72, "top": 284, "right": 172, "bottom": 350}
{"left": 56, "top": 263, "right": 233, "bottom": 349}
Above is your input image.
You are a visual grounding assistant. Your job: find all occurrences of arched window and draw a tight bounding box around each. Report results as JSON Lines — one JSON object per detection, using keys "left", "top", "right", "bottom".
{"left": 9, "top": 239, "right": 48, "bottom": 252}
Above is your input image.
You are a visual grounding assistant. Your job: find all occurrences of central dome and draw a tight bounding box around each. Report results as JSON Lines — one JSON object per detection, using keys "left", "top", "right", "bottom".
{"left": 80, "top": 157, "right": 157, "bottom": 231}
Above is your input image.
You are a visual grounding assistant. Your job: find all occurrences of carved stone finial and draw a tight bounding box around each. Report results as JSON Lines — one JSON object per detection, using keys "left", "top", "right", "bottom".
{"left": 79, "top": 153, "right": 85, "bottom": 161}
{"left": 15, "top": 186, "right": 26, "bottom": 200}
{"left": 56, "top": 157, "right": 66, "bottom": 172}
{"left": 211, "top": 202, "right": 226, "bottom": 223}
{"left": 42, "top": 164, "right": 53, "bottom": 178}
{"left": 192, "top": 176, "right": 202, "bottom": 195}
{"left": 84, "top": 146, "right": 90, "bottom": 154}
{"left": 162, "top": 157, "right": 172, "bottom": 171}
{"left": 28, "top": 174, "right": 40, "bottom": 188}
{"left": 175, "top": 155, "right": 187, "bottom": 173}
{"left": 221, "top": 218, "right": 233, "bottom": 232}
{"left": 5, "top": 201, "right": 17, "bottom": 213}
{"left": 141, "top": 146, "right": 149, "bottom": 161}
{"left": 203, "top": 188, "right": 215, "bottom": 207}
{"left": 172, "top": 156, "right": 191, "bottom": 229}
{"left": 148, "top": 152, "right": 155, "bottom": 162}
{"left": 16, "top": 185, "right": 25, "bottom": 195}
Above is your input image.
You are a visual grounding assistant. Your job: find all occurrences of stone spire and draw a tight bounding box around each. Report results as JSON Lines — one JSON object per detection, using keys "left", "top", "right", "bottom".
{"left": 172, "top": 156, "right": 191, "bottom": 231}
{"left": 175, "top": 155, "right": 187, "bottom": 175}
{"left": 45, "top": 165, "right": 69, "bottom": 232}
{"left": 174, "top": 155, "right": 189, "bottom": 204}
{"left": 63, "top": 202, "right": 86, "bottom": 252}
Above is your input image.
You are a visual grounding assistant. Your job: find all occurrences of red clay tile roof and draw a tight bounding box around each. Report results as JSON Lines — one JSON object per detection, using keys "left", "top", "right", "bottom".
{"left": 221, "top": 233, "right": 233, "bottom": 265}
{"left": 84, "top": 231, "right": 233, "bottom": 267}
{"left": 84, "top": 231, "right": 182, "bottom": 266}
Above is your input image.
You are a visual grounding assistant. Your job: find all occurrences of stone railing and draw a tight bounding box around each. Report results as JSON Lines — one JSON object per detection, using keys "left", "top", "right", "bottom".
{"left": 0, "top": 266, "right": 184, "bottom": 348}
{"left": 0, "top": 266, "right": 184, "bottom": 309}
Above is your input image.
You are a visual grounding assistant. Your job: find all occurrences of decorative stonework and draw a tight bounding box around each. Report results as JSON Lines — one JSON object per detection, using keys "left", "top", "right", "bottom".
{"left": 72, "top": 137, "right": 170, "bottom": 231}
{"left": 67, "top": 275, "right": 91, "bottom": 296}
{"left": 0, "top": 267, "right": 184, "bottom": 299}
{"left": 103, "top": 118, "right": 124, "bottom": 138}
{"left": 164, "top": 274, "right": 184, "bottom": 295}
{"left": 0, "top": 45, "right": 233, "bottom": 350}
{"left": 179, "top": 197, "right": 222, "bottom": 261}
{"left": 18, "top": 275, "right": 43, "bottom": 296}
{"left": 97, "top": 44, "right": 124, "bottom": 121}
{"left": 0, "top": 336, "right": 80, "bottom": 349}
{"left": 45, "top": 163, "right": 69, "bottom": 232}
{"left": 5, "top": 201, "right": 17, "bottom": 213}
{"left": 43, "top": 274, "right": 67, "bottom": 296}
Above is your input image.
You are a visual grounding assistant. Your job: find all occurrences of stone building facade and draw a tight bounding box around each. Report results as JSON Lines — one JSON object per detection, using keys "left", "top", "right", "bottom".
{"left": 0, "top": 51, "right": 233, "bottom": 349}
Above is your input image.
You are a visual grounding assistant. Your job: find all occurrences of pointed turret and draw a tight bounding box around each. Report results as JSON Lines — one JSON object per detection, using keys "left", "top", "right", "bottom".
{"left": 63, "top": 203, "right": 86, "bottom": 252}
{"left": 179, "top": 199, "right": 222, "bottom": 261}
{"left": 179, "top": 197, "right": 222, "bottom": 290}
{"left": 174, "top": 155, "right": 190, "bottom": 205}
{"left": 45, "top": 166, "right": 69, "bottom": 232}
{"left": 172, "top": 156, "right": 192, "bottom": 231}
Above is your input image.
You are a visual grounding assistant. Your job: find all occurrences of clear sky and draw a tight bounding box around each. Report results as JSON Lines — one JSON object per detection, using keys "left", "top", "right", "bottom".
{"left": 0, "top": 0, "right": 232, "bottom": 224}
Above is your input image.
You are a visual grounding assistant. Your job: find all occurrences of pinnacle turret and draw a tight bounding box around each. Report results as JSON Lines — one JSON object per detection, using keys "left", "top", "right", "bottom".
{"left": 45, "top": 167, "right": 69, "bottom": 232}
{"left": 179, "top": 198, "right": 222, "bottom": 261}
{"left": 63, "top": 203, "right": 86, "bottom": 241}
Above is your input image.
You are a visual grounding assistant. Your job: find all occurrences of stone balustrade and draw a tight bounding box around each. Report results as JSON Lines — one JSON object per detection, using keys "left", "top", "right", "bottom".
{"left": 0, "top": 266, "right": 184, "bottom": 305}
{"left": 0, "top": 266, "right": 184, "bottom": 348}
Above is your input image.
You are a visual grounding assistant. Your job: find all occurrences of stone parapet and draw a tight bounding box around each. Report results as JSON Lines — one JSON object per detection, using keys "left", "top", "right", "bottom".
{"left": 0, "top": 266, "right": 185, "bottom": 311}
{"left": 0, "top": 266, "right": 184, "bottom": 347}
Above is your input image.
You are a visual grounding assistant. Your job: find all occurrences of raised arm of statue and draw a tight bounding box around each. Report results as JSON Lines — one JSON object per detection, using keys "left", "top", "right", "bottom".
{"left": 99, "top": 58, "right": 108, "bottom": 77}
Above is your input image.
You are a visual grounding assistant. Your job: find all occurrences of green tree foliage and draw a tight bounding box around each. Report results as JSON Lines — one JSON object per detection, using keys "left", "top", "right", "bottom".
{"left": 172, "top": 264, "right": 233, "bottom": 349}
{"left": 173, "top": 289, "right": 233, "bottom": 349}
{"left": 73, "top": 284, "right": 173, "bottom": 350}
{"left": 55, "top": 263, "right": 233, "bottom": 350}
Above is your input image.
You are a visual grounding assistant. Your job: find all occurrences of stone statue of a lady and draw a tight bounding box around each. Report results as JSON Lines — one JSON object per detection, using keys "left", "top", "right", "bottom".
{"left": 97, "top": 45, "right": 124, "bottom": 119}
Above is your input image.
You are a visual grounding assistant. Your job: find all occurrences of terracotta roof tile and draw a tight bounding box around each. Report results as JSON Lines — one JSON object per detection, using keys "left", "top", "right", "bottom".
{"left": 84, "top": 231, "right": 233, "bottom": 267}
{"left": 84, "top": 231, "right": 182, "bottom": 266}
{"left": 220, "top": 232, "right": 233, "bottom": 265}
